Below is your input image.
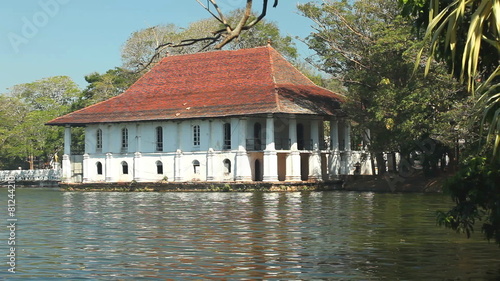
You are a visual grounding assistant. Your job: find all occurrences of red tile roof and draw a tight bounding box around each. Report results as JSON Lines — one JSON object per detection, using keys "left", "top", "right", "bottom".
{"left": 47, "top": 46, "right": 344, "bottom": 126}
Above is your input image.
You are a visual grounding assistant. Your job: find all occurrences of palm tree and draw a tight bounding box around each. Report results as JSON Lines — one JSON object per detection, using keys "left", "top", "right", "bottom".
{"left": 418, "top": 0, "right": 499, "bottom": 157}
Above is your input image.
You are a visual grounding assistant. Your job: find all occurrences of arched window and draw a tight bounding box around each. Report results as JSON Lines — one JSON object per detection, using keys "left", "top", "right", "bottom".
{"left": 193, "top": 125, "right": 200, "bottom": 146}
{"left": 223, "top": 123, "right": 231, "bottom": 150}
{"left": 156, "top": 126, "right": 163, "bottom": 152}
{"left": 121, "top": 128, "right": 128, "bottom": 151}
{"left": 192, "top": 160, "right": 200, "bottom": 174}
{"left": 223, "top": 159, "right": 231, "bottom": 174}
{"left": 96, "top": 129, "right": 102, "bottom": 151}
{"left": 96, "top": 161, "right": 103, "bottom": 175}
{"left": 156, "top": 160, "right": 163, "bottom": 174}
{"left": 121, "top": 161, "right": 128, "bottom": 175}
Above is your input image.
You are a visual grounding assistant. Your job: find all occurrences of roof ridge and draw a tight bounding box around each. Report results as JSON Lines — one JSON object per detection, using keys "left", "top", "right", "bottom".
{"left": 267, "top": 46, "right": 347, "bottom": 99}
{"left": 268, "top": 46, "right": 315, "bottom": 85}
{"left": 156, "top": 45, "right": 271, "bottom": 61}
{"left": 266, "top": 45, "right": 282, "bottom": 112}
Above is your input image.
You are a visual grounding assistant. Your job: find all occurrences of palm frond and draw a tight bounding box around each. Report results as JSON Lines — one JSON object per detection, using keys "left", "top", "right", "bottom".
{"left": 422, "top": 0, "right": 500, "bottom": 157}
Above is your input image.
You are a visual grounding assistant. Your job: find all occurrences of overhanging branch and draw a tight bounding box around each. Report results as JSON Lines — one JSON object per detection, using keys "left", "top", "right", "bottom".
{"left": 138, "top": 0, "right": 279, "bottom": 72}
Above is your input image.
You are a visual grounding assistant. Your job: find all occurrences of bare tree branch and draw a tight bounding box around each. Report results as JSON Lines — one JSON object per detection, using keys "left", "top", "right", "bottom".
{"left": 137, "top": 0, "right": 279, "bottom": 72}
{"left": 196, "top": 0, "right": 280, "bottom": 49}
{"left": 195, "top": 0, "right": 228, "bottom": 26}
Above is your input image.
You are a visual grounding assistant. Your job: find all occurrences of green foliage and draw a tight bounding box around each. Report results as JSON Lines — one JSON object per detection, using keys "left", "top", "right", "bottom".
{"left": 0, "top": 95, "right": 29, "bottom": 168}
{"left": 73, "top": 67, "right": 139, "bottom": 110}
{"left": 299, "top": 0, "right": 468, "bottom": 169}
{"left": 403, "top": 0, "right": 500, "bottom": 245}
{"left": 9, "top": 76, "right": 79, "bottom": 111}
{"left": 121, "top": 24, "right": 183, "bottom": 73}
{"left": 413, "top": 0, "right": 499, "bottom": 90}
{"left": 0, "top": 76, "right": 81, "bottom": 169}
{"left": 438, "top": 156, "right": 500, "bottom": 244}
{"left": 404, "top": 0, "right": 500, "bottom": 158}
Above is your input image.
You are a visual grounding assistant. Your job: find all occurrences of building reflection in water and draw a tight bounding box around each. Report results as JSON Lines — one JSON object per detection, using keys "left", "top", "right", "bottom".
{"left": 43, "top": 190, "right": 499, "bottom": 280}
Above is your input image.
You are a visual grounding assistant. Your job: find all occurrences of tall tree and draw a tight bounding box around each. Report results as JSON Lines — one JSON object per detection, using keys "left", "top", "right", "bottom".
{"left": 405, "top": 0, "right": 499, "bottom": 155}
{"left": 402, "top": 0, "right": 500, "bottom": 245}
{"left": 298, "top": 0, "right": 467, "bottom": 174}
{"left": 0, "top": 95, "right": 29, "bottom": 169}
{"left": 10, "top": 76, "right": 79, "bottom": 111}
{"left": 0, "top": 76, "right": 80, "bottom": 169}
{"left": 73, "top": 68, "right": 139, "bottom": 110}
{"left": 121, "top": 24, "right": 184, "bottom": 73}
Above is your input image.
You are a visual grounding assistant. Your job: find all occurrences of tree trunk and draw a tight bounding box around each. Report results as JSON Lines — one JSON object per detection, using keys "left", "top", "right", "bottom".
{"left": 376, "top": 152, "right": 386, "bottom": 175}
{"left": 370, "top": 152, "right": 376, "bottom": 175}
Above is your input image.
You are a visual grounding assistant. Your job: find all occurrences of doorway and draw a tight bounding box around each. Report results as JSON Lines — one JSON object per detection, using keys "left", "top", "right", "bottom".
{"left": 255, "top": 159, "right": 262, "bottom": 181}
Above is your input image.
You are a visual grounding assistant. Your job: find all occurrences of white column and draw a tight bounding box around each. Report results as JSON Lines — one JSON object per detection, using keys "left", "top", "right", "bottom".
{"left": 344, "top": 120, "right": 351, "bottom": 152}
{"left": 308, "top": 119, "right": 322, "bottom": 181}
{"left": 133, "top": 152, "right": 142, "bottom": 182}
{"left": 263, "top": 114, "right": 278, "bottom": 181}
{"left": 235, "top": 118, "right": 252, "bottom": 181}
{"left": 105, "top": 152, "right": 113, "bottom": 182}
{"left": 133, "top": 124, "right": 142, "bottom": 181}
{"left": 208, "top": 120, "right": 216, "bottom": 150}
{"left": 206, "top": 121, "right": 215, "bottom": 181}
{"left": 62, "top": 125, "right": 72, "bottom": 182}
{"left": 62, "top": 155, "right": 72, "bottom": 183}
{"left": 206, "top": 148, "right": 215, "bottom": 181}
{"left": 265, "top": 114, "right": 275, "bottom": 151}
{"left": 286, "top": 115, "right": 301, "bottom": 181}
{"left": 135, "top": 124, "right": 141, "bottom": 152}
{"left": 82, "top": 153, "right": 89, "bottom": 183}
{"left": 64, "top": 125, "right": 71, "bottom": 155}
{"left": 105, "top": 125, "right": 112, "bottom": 153}
{"left": 176, "top": 121, "right": 182, "bottom": 151}
{"left": 174, "top": 149, "right": 183, "bottom": 181}
{"left": 310, "top": 119, "right": 320, "bottom": 150}
{"left": 344, "top": 120, "right": 352, "bottom": 175}
{"left": 237, "top": 118, "right": 247, "bottom": 151}
{"left": 329, "top": 117, "right": 340, "bottom": 179}
{"left": 331, "top": 118, "right": 339, "bottom": 151}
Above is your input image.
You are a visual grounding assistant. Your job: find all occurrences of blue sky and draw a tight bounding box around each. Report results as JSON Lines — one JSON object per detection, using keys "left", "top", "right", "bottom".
{"left": 0, "top": 0, "right": 315, "bottom": 93}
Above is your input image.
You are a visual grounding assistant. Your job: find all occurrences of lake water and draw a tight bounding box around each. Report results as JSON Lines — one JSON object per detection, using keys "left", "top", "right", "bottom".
{"left": 1, "top": 188, "right": 499, "bottom": 280}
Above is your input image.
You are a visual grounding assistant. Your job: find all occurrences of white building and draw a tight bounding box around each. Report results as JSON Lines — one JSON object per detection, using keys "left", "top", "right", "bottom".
{"left": 48, "top": 46, "right": 367, "bottom": 183}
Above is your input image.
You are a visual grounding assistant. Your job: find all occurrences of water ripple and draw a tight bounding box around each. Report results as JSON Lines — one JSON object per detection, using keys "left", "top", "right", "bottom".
{"left": 0, "top": 189, "right": 499, "bottom": 280}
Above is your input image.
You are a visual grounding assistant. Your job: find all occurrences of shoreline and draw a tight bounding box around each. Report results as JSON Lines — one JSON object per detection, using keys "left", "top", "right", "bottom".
{"left": 57, "top": 174, "right": 448, "bottom": 193}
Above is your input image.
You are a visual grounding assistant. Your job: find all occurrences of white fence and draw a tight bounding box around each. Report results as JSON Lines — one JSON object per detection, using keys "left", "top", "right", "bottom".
{"left": 0, "top": 169, "right": 61, "bottom": 182}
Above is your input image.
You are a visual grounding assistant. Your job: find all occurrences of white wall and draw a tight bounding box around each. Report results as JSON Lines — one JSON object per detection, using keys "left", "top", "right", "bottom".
{"left": 79, "top": 116, "right": 354, "bottom": 183}
{"left": 84, "top": 118, "right": 241, "bottom": 182}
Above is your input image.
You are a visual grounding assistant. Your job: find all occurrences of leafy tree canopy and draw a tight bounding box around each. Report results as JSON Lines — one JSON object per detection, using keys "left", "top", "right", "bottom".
{"left": 401, "top": 0, "right": 500, "bottom": 245}
{"left": 0, "top": 76, "right": 81, "bottom": 169}
{"left": 299, "top": 0, "right": 468, "bottom": 174}
{"left": 72, "top": 68, "right": 140, "bottom": 110}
